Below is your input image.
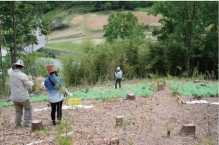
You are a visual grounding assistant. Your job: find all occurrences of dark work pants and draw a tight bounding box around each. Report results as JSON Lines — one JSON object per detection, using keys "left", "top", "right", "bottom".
{"left": 115, "top": 78, "right": 122, "bottom": 89}
{"left": 50, "top": 100, "right": 63, "bottom": 124}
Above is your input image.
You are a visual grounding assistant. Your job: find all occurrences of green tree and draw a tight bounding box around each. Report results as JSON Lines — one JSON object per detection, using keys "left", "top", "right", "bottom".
{"left": 151, "top": 1, "right": 218, "bottom": 77}
{"left": 0, "top": 1, "right": 50, "bottom": 92}
{"left": 104, "top": 2, "right": 112, "bottom": 11}
{"left": 103, "top": 12, "right": 145, "bottom": 42}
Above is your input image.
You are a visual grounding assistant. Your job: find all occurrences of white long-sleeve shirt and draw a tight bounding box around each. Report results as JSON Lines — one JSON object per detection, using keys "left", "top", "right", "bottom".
{"left": 10, "top": 69, "right": 34, "bottom": 102}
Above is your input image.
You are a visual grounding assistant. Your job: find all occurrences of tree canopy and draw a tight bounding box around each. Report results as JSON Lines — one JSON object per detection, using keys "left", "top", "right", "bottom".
{"left": 103, "top": 12, "right": 145, "bottom": 42}
{"left": 0, "top": 1, "right": 50, "bottom": 63}
{"left": 151, "top": 1, "right": 218, "bottom": 77}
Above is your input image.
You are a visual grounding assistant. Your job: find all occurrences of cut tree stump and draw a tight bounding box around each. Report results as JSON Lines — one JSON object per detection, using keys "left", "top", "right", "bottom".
{"left": 201, "top": 83, "right": 206, "bottom": 86}
{"left": 31, "top": 120, "right": 43, "bottom": 132}
{"left": 158, "top": 83, "right": 164, "bottom": 91}
{"left": 192, "top": 95, "right": 202, "bottom": 100}
{"left": 194, "top": 80, "right": 199, "bottom": 83}
{"left": 115, "top": 115, "right": 126, "bottom": 126}
{"left": 127, "top": 92, "right": 136, "bottom": 100}
{"left": 179, "top": 124, "right": 196, "bottom": 136}
{"left": 166, "top": 81, "right": 169, "bottom": 87}
{"left": 111, "top": 138, "right": 119, "bottom": 144}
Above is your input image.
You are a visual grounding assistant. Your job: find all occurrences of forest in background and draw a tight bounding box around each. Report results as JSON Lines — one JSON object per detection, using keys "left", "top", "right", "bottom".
{"left": 0, "top": 1, "right": 218, "bottom": 96}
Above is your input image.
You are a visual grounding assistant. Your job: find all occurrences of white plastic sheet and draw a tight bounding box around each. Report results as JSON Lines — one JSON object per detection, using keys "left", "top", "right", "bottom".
{"left": 180, "top": 100, "right": 219, "bottom": 105}
{"left": 33, "top": 105, "right": 94, "bottom": 112}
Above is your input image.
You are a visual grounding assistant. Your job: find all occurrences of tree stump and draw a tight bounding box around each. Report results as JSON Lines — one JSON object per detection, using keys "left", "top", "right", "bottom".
{"left": 194, "top": 80, "right": 199, "bottom": 83}
{"left": 111, "top": 138, "right": 119, "bottom": 145}
{"left": 158, "top": 83, "right": 164, "bottom": 91}
{"left": 179, "top": 124, "right": 196, "bottom": 136}
{"left": 166, "top": 81, "right": 169, "bottom": 87}
{"left": 127, "top": 92, "right": 136, "bottom": 100}
{"left": 201, "top": 83, "right": 206, "bottom": 86}
{"left": 31, "top": 120, "right": 43, "bottom": 132}
{"left": 193, "top": 95, "right": 202, "bottom": 100}
{"left": 115, "top": 115, "right": 126, "bottom": 126}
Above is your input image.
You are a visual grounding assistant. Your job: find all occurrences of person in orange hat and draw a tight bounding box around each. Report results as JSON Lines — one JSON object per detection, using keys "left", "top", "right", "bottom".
{"left": 44, "top": 64, "right": 72, "bottom": 126}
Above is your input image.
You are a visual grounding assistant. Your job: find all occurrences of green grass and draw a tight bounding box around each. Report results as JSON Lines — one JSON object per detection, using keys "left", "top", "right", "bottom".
{"left": 0, "top": 83, "right": 153, "bottom": 108}
{"left": 63, "top": 15, "right": 74, "bottom": 23}
{"left": 0, "top": 95, "right": 49, "bottom": 108}
{"left": 72, "top": 83, "right": 153, "bottom": 100}
{"left": 44, "top": 7, "right": 64, "bottom": 21}
{"left": 46, "top": 41, "right": 84, "bottom": 53}
{"left": 94, "top": 11, "right": 110, "bottom": 15}
{"left": 134, "top": 7, "right": 153, "bottom": 13}
{"left": 169, "top": 81, "right": 218, "bottom": 97}
{"left": 57, "top": 53, "right": 82, "bottom": 62}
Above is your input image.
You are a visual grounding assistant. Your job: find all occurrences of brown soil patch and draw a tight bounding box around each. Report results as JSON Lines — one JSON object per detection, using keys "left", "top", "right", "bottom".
{"left": 1, "top": 87, "right": 218, "bottom": 145}
{"left": 86, "top": 14, "right": 109, "bottom": 30}
{"left": 132, "top": 11, "right": 162, "bottom": 26}
{"left": 86, "top": 12, "right": 162, "bottom": 30}
{"left": 71, "top": 15, "right": 84, "bottom": 25}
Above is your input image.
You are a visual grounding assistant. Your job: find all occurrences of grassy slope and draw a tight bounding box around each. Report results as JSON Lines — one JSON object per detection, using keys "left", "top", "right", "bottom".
{"left": 43, "top": 7, "right": 64, "bottom": 21}
{"left": 134, "top": 7, "right": 153, "bottom": 13}
{"left": 46, "top": 41, "right": 84, "bottom": 53}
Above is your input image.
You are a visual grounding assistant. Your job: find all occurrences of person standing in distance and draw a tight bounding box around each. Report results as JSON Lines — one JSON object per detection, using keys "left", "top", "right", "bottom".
{"left": 10, "top": 60, "right": 34, "bottom": 127}
{"left": 115, "top": 67, "right": 123, "bottom": 89}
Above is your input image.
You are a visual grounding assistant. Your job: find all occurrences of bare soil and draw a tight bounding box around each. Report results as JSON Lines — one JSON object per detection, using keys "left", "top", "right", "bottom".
{"left": 0, "top": 87, "right": 218, "bottom": 145}
{"left": 86, "top": 14, "right": 109, "bottom": 30}
{"left": 132, "top": 11, "right": 162, "bottom": 26}
{"left": 71, "top": 16, "right": 84, "bottom": 25}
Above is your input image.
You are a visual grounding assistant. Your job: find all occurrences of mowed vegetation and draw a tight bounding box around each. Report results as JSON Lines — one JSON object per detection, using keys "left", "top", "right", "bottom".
{"left": 134, "top": 7, "right": 153, "bottom": 13}
{"left": 46, "top": 41, "right": 84, "bottom": 53}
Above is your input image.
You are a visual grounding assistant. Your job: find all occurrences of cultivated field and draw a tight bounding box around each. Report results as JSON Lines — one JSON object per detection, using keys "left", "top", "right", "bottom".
{"left": 48, "top": 11, "right": 161, "bottom": 40}
{"left": 0, "top": 82, "right": 218, "bottom": 145}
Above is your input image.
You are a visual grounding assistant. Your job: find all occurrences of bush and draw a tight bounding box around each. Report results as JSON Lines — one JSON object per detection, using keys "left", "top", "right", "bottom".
{"left": 50, "top": 15, "right": 70, "bottom": 31}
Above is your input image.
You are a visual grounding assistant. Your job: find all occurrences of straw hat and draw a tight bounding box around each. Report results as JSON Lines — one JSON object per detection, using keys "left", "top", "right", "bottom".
{"left": 13, "top": 59, "right": 25, "bottom": 67}
{"left": 47, "top": 64, "right": 57, "bottom": 74}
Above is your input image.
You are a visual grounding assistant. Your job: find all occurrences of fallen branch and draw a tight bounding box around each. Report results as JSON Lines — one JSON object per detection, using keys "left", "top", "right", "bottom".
{"left": 61, "top": 131, "right": 74, "bottom": 137}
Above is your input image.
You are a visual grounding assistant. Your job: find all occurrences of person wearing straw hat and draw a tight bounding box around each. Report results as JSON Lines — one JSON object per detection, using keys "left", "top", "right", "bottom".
{"left": 44, "top": 64, "right": 72, "bottom": 126}
{"left": 10, "top": 59, "right": 34, "bottom": 127}
{"left": 115, "top": 67, "right": 123, "bottom": 89}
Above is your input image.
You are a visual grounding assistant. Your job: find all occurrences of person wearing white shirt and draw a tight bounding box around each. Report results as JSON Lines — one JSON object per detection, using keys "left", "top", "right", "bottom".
{"left": 10, "top": 60, "right": 34, "bottom": 127}
{"left": 115, "top": 67, "right": 123, "bottom": 89}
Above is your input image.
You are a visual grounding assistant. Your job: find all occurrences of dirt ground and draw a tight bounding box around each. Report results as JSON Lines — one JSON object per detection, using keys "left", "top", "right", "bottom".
{"left": 132, "top": 11, "right": 162, "bottom": 26}
{"left": 0, "top": 86, "right": 218, "bottom": 145}
{"left": 86, "top": 12, "right": 162, "bottom": 30}
{"left": 86, "top": 14, "right": 109, "bottom": 30}
{"left": 71, "top": 16, "right": 84, "bottom": 25}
